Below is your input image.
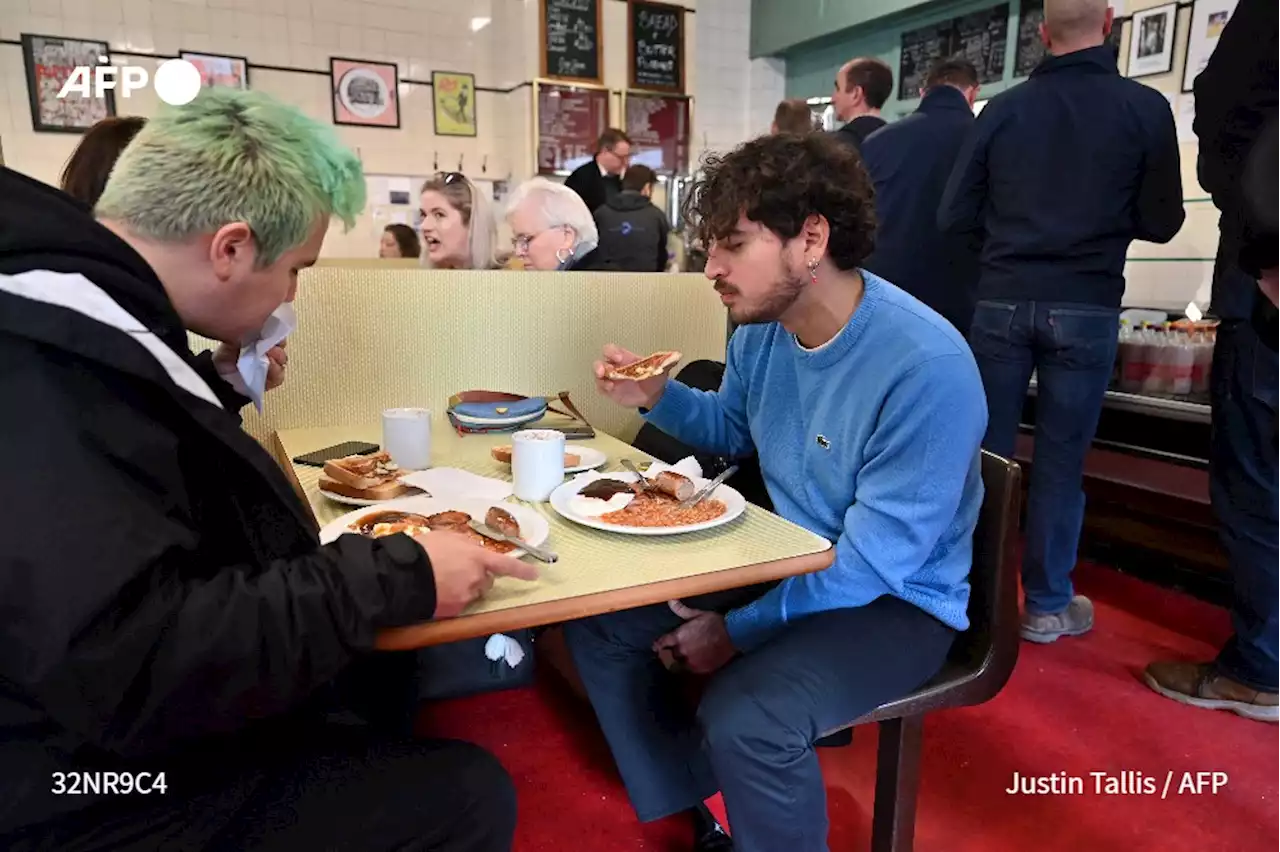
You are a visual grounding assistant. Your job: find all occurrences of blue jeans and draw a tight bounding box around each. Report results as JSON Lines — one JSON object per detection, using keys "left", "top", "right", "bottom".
{"left": 1210, "top": 320, "right": 1279, "bottom": 691}
{"left": 563, "top": 588, "right": 954, "bottom": 852}
{"left": 969, "top": 300, "right": 1119, "bottom": 615}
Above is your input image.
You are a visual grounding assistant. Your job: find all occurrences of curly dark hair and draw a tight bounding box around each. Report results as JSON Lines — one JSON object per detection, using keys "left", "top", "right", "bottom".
{"left": 683, "top": 133, "right": 877, "bottom": 271}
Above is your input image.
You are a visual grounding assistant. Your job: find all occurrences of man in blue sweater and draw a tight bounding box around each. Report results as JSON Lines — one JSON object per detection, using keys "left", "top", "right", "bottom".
{"left": 938, "top": 0, "right": 1183, "bottom": 643}
{"left": 563, "top": 133, "right": 987, "bottom": 852}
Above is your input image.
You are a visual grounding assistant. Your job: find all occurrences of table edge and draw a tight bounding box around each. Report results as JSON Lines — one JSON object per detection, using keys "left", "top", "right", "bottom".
{"left": 373, "top": 548, "right": 835, "bottom": 650}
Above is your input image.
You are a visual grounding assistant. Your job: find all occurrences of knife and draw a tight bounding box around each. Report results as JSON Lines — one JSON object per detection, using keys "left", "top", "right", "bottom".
{"left": 468, "top": 520, "right": 558, "bottom": 564}
{"left": 680, "top": 465, "right": 739, "bottom": 508}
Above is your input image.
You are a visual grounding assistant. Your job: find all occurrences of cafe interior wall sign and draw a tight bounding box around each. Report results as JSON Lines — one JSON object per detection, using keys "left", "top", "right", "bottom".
{"left": 330, "top": 57, "right": 400, "bottom": 128}
{"left": 432, "top": 71, "right": 477, "bottom": 137}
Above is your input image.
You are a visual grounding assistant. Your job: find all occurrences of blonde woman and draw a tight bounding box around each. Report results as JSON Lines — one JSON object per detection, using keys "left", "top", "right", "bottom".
{"left": 418, "top": 172, "right": 497, "bottom": 269}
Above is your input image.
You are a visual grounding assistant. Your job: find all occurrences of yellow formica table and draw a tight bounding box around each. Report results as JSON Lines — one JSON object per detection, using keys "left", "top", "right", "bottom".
{"left": 272, "top": 414, "right": 834, "bottom": 649}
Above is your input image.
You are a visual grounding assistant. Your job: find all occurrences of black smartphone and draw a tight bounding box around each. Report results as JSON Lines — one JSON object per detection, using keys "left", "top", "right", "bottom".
{"left": 292, "top": 441, "right": 380, "bottom": 467}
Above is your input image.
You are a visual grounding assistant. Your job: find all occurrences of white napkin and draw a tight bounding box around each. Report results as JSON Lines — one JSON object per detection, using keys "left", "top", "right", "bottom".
{"left": 484, "top": 633, "right": 526, "bottom": 669}
{"left": 568, "top": 455, "right": 705, "bottom": 487}
{"left": 232, "top": 302, "right": 296, "bottom": 412}
{"left": 401, "top": 467, "right": 514, "bottom": 501}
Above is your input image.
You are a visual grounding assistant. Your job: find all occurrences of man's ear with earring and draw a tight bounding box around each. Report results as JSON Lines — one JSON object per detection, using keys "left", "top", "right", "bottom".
{"left": 807, "top": 256, "right": 820, "bottom": 284}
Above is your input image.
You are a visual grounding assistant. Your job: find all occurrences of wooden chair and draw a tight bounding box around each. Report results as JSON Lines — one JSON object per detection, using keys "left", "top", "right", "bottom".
{"left": 825, "top": 450, "right": 1023, "bottom": 852}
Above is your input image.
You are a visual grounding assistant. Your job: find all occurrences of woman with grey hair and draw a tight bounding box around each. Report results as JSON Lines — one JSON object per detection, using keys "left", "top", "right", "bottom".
{"left": 504, "top": 177, "right": 612, "bottom": 271}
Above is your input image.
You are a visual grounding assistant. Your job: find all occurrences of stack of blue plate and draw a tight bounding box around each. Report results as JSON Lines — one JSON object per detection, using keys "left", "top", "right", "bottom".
{"left": 448, "top": 397, "right": 548, "bottom": 431}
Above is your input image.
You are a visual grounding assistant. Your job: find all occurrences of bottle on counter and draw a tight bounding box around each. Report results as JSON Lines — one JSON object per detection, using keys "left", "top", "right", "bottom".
{"left": 1167, "top": 327, "right": 1197, "bottom": 396}
{"left": 1190, "top": 329, "right": 1215, "bottom": 395}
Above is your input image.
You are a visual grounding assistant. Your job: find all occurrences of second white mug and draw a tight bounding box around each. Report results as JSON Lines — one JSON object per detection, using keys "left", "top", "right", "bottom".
{"left": 511, "top": 429, "right": 566, "bottom": 501}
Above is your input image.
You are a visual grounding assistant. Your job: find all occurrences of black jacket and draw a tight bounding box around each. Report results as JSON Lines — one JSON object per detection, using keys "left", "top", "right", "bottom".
{"left": 862, "top": 86, "right": 982, "bottom": 336}
{"left": 939, "top": 45, "right": 1185, "bottom": 307}
{"left": 832, "top": 114, "right": 886, "bottom": 152}
{"left": 593, "top": 191, "right": 670, "bottom": 272}
{"left": 563, "top": 159, "right": 621, "bottom": 217}
{"left": 0, "top": 168, "right": 439, "bottom": 838}
{"left": 1192, "top": 0, "right": 1277, "bottom": 324}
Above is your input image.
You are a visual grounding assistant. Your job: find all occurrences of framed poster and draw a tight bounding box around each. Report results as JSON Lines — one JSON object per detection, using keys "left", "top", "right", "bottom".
{"left": 540, "top": 0, "right": 603, "bottom": 83}
{"left": 1181, "top": 0, "right": 1237, "bottom": 92}
{"left": 330, "top": 57, "right": 400, "bottom": 128}
{"left": 1127, "top": 3, "right": 1177, "bottom": 78}
{"left": 432, "top": 71, "right": 477, "bottom": 137}
{"left": 180, "top": 51, "right": 249, "bottom": 90}
{"left": 21, "top": 33, "right": 114, "bottom": 134}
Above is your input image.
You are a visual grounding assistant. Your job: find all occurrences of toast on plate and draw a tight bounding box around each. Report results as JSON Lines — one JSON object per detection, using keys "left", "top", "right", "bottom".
{"left": 491, "top": 445, "right": 581, "bottom": 467}
{"left": 317, "top": 476, "right": 414, "bottom": 501}
{"left": 319, "top": 451, "right": 412, "bottom": 500}
{"left": 605, "top": 350, "right": 682, "bottom": 381}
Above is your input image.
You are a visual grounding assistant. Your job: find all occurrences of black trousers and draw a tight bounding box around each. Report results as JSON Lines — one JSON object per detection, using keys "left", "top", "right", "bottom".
{"left": 3, "top": 656, "right": 516, "bottom": 852}
{"left": 563, "top": 586, "right": 955, "bottom": 852}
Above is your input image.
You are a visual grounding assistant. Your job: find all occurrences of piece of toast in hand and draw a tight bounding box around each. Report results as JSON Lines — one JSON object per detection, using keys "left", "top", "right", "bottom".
{"left": 605, "top": 350, "right": 682, "bottom": 381}
{"left": 323, "top": 451, "right": 401, "bottom": 490}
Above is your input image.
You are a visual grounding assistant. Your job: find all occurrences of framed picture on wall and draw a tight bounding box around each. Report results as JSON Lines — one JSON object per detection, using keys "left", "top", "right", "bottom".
{"left": 431, "top": 71, "right": 477, "bottom": 137}
{"left": 330, "top": 57, "right": 400, "bottom": 128}
{"left": 1127, "top": 3, "right": 1177, "bottom": 78}
{"left": 180, "top": 51, "right": 250, "bottom": 91}
{"left": 21, "top": 33, "right": 115, "bottom": 134}
{"left": 1181, "top": 0, "right": 1237, "bottom": 92}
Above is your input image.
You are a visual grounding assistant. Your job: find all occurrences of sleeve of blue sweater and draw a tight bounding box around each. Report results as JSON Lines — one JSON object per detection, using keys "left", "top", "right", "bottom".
{"left": 723, "top": 353, "right": 988, "bottom": 651}
{"left": 639, "top": 339, "right": 756, "bottom": 458}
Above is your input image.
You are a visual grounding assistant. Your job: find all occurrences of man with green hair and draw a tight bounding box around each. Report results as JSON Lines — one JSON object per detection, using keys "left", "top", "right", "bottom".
{"left": 0, "top": 88, "right": 532, "bottom": 850}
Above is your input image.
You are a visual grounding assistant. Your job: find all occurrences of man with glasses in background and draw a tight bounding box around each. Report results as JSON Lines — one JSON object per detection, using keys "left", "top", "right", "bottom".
{"left": 564, "top": 128, "right": 632, "bottom": 215}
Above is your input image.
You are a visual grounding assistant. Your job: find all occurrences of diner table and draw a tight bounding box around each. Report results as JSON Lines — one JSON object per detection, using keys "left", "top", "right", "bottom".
{"left": 271, "top": 413, "right": 834, "bottom": 650}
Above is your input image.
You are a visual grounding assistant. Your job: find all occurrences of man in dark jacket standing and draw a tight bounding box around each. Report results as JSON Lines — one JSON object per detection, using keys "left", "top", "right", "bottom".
{"left": 830, "top": 57, "right": 892, "bottom": 152}
{"left": 593, "top": 164, "right": 671, "bottom": 272}
{"left": 563, "top": 128, "right": 632, "bottom": 215}
{"left": 939, "top": 0, "right": 1184, "bottom": 644}
{"left": 862, "top": 59, "right": 983, "bottom": 336}
{"left": 1144, "top": 0, "right": 1278, "bottom": 723}
{"left": 0, "top": 88, "right": 534, "bottom": 850}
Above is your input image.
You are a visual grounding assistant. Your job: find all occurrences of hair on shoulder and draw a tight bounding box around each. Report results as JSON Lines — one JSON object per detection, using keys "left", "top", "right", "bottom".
{"left": 95, "top": 88, "right": 365, "bottom": 266}
{"left": 683, "top": 133, "right": 877, "bottom": 271}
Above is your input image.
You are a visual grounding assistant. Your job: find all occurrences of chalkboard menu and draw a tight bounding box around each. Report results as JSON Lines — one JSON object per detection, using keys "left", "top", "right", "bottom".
{"left": 1015, "top": 0, "right": 1125, "bottom": 78}
{"left": 629, "top": 0, "right": 685, "bottom": 93}
{"left": 537, "top": 84, "right": 610, "bottom": 173}
{"left": 541, "top": 0, "right": 602, "bottom": 83}
{"left": 898, "top": 3, "right": 1010, "bottom": 100}
{"left": 624, "top": 94, "right": 690, "bottom": 173}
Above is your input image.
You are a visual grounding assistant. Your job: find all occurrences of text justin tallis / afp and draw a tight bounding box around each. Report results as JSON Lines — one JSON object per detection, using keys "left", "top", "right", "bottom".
{"left": 1006, "top": 770, "right": 1229, "bottom": 796}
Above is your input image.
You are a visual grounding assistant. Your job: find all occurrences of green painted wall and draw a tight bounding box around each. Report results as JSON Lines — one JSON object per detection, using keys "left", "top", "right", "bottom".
{"left": 781, "top": 0, "right": 1028, "bottom": 119}
{"left": 750, "top": 0, "right": 944, "bottom": 59}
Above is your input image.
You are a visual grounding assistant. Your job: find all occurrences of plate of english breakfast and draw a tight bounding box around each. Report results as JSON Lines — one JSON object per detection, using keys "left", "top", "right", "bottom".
{"left": 319, "top": 495, "right": 550, "bottom": 559}
{"left": 490, "top": 443, "right": 608, "bottom": 474}
{"left": 317, "top": 451, "right": 426, "bottom": 506}
{"left": 549, "top": 465, "right": 747, "bottom": 536}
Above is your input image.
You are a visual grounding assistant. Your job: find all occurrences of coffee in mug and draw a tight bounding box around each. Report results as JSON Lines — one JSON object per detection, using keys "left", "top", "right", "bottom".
{"left": 511, "top": 429, "right": 566, "bottom": 502}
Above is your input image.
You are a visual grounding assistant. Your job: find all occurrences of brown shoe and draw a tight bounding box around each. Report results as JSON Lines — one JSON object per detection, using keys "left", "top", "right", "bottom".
{"left": 1143, "top": 661, "right": 1279, "bottom": 723}
{"left": 1020, "top": 595, "right": 1094, "bottom": 644}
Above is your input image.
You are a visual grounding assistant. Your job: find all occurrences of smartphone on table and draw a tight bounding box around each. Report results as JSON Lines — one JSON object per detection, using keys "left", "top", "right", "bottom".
{"left": 292, "top": 441, "right": 380, "bottom": 467}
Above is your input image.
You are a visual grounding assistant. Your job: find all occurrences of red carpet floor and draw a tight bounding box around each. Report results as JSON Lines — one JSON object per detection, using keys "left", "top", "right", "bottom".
{"left": 419, "top": 561, "right": 1278, "bottom": 851}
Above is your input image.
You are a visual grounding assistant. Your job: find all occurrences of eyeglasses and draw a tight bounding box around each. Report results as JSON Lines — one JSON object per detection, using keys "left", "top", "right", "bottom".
{"left": 511, "top": 225, "right": 568, "bottom": 254}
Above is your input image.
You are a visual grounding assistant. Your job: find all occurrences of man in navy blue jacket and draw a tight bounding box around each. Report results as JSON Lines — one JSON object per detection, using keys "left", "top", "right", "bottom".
{"left": 939, "top": 0, "right": 1184, "bottom": 643}
{"left": 862, "top": 59, "right": 983, "bottom": 336}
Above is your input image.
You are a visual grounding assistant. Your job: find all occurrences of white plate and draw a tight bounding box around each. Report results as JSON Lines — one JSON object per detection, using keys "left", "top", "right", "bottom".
{"left": 492, "top": 445, "right": 608, "bottom": 474}
{"left": 318, "top": 494, "right": 551, "bottom": 559}
{"left": 549, "top": 471, "right": 747, "bottom": 536}
{"left": 452, "top": 410, "right": 545, "bottom": 427}
{"left": 317, "top": 485, "right": 425, "bottom": 507}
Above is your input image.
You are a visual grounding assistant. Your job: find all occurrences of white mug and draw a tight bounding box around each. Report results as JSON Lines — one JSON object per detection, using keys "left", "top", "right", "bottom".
{"left": 511, "top": 429, "right": 566, "bottom": 502}
{"left": 382, "top": 408, "right": 432, "bottom": 470}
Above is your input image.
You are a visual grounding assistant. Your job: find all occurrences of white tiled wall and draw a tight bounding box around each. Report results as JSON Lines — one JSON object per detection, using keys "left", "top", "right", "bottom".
{"left": 0, "top": 0, "right": 774, "bottom": 253}
{"left": 693, "top": 0, "right": 783, "bottom": 163}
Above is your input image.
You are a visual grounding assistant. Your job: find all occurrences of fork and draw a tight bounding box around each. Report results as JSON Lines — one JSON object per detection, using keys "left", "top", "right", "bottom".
{"left": 619, "top": 458, "right": 654, "bottom": 491}
{"left": 680, "top": 465, "right": 739, "bottom": 508}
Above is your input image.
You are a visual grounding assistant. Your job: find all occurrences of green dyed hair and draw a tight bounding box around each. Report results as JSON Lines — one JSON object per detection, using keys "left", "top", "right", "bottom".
{"left": 96, "top": 87, "right": 365, "bottom": 266}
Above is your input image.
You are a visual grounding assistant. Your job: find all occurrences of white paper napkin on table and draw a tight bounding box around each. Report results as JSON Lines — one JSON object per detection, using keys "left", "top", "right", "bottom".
{"left": 643, "top": 456, "right": 704, "bottom": 481}
{"left": 400, "top": 468, "right": 514, "bottom": 501}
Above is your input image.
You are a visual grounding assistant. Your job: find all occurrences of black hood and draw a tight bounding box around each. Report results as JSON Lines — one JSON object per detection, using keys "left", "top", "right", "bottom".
{"left": 0, "top": 166, "right": 188, "bottom": 354}
{"left": 606, "top": 190, "right": 653, "bottom": 212}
